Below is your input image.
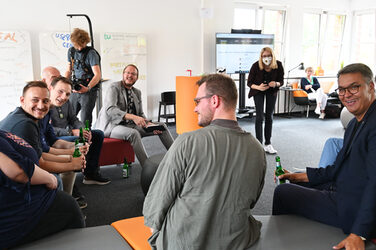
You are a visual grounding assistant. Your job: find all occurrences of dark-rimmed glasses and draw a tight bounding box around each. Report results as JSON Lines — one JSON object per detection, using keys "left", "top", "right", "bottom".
{"left": 193, "top": 95, "right": 213, "bottom": 106}
{"left": 335, "top": 84, "right": 362, "bottom": 96}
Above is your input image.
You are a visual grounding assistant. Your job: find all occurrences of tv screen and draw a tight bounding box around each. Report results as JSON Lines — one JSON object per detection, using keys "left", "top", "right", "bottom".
{"left": 216, "top": 33, "right": 274, "bottom": 74}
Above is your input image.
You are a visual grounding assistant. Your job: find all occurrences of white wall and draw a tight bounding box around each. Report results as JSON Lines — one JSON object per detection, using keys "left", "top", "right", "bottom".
{"left": 0, "top": 0, "right": 202, "bottom": 119}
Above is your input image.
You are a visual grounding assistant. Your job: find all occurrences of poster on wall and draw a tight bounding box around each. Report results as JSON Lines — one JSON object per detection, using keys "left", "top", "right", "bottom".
{"left": 0, "top": 31, "right": 33, "bottom": 120}
{"left": 39, "top": 31, "right": 71, "bottom": 76}
{"left": 100, "top": 32, "right": 147, "bottom": 115}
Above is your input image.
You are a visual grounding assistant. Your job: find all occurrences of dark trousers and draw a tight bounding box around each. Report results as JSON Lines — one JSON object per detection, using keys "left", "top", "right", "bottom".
{"left": 16, "top": 190, "right": 85, "bottom": 247}
{"left": 58, "top": 129, "right": 104, "bottom": 176}
{"left": 70, "top": 88, "right": 98, "bottom": 128}
{"left": 253, "top": 92, "right": 277, "bottom": 145}
{"left": 272, "top": 183, "right": 341, "bottom": 229}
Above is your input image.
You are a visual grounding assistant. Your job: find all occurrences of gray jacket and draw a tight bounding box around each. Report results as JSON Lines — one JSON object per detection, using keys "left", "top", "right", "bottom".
{"left": 94, "top": 81, "right": 145, "bottom": 137}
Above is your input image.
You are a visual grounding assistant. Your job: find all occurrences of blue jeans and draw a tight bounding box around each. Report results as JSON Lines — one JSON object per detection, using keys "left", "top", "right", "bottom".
{"left": 318, "top": 138, "right": 343, "bottom": 168}
{"left": 59, "top": 129, "right": 104, "bottom": 176}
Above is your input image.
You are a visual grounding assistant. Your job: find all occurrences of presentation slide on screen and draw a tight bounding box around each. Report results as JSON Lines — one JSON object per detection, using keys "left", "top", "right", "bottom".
{"left": 216, "top": 33, "right": 274, "bottom": 74}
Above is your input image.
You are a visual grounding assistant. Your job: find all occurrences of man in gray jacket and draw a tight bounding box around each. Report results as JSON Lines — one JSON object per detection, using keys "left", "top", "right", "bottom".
{"left": 94, "top": 64, "right": 174, "bottom": 166}
{"left": 143, "top": 74, "right": 266, "bottom": 250}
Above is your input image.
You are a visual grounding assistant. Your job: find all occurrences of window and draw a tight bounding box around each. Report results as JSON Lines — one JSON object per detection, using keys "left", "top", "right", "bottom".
{"left": 233, "top": 4, "right": 286, "bottom": 61}
{"left": 233, "top": 7, "right": 256, "bottom": 29}
{"left": 302, "top": 11, "right": 346, "bottom": 74}
{"left": 262, "top": 8, "right": 286, "bottom": 61}
{"left": 351, "top": 11, "right": 376, "bottom": 68}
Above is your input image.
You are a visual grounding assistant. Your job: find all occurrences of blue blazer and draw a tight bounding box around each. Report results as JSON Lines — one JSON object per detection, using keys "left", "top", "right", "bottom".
{"left": 307, "top": 100, "right": 376, "bottom": 238}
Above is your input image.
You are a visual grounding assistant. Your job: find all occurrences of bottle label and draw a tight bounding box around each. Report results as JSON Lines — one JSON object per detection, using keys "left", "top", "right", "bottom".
{"left": 122, "top": 166, "right": 129, "bottom": 178}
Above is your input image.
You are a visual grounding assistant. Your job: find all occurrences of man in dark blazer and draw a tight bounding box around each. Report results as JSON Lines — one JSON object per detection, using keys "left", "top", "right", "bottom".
{"left": 273, "top": 63, "right": 376, "bottom": 249}
{"left": 94, "top": 64, "right": 174, "bottom": 166}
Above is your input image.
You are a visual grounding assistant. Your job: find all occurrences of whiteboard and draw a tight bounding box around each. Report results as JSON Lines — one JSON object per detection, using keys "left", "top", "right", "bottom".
{"left": 0, "top": 31, "right": 33, "bottom": 120}
{"left": 39, "top": 31, "right": 71, "bottom": 77}
{"left": 100, "top": 32, "right": 147, "bottom": 116}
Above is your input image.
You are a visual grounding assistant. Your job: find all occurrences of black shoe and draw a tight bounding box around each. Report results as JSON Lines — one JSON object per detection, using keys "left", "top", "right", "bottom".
{"left": 83, "top": 172, "right": 111, "bottom": 185}
{"left": 72, "top": 184, "right": 85, "bottom": 200}
{"left": 77, "top": 197, "right": 87, "bottom": 209}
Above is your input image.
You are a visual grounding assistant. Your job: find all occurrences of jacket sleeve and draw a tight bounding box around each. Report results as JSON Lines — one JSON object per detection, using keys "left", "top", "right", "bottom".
{"left": 351, "top": 127, "right": 376, "bottom": 238}
{"left": 247, "top": 62, "right": 258, "bottom": 88}
{"left": 300, "top": 78, "right": 309, "bottom": 93}
{"left": 0, "top": 136, "right": 35, "bottom": 191}
{"left": 277, "top": 61, "right": 284, "bottom": 87}
{"left": 105, "top": 84, "right": 127, "bottom": 125}
{"left": 312, "top": 77, "right": 321, "bottom": 91}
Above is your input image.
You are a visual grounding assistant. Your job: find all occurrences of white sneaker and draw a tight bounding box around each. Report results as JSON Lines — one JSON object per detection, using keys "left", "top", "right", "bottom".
{"left": 264, "top": 144, "right": 277, "bottom": 154}
{"left": 319, "top": 113, "right": 326, "bottom": 119}
{"left": 314, "top": 106, "right": 320, "bottom": 115}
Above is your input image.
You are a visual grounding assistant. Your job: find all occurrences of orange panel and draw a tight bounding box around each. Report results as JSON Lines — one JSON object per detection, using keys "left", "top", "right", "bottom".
{"left": 176, "top": 76, "right": 202, "bottom": 134}
{"left": 293, "top": 90, "right": 308, "bottom": 98}
{"left": 291, "top": 81, "right": 308, "bottom": 97}
{"left": 111, "top": 216, "right": 152, "bottom": 250}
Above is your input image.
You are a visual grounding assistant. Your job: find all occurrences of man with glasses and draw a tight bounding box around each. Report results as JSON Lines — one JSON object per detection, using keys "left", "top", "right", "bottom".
{"left": 143, "top": 74, "right": 266, "bottom": 249}
{"left": 95, "top": 64, "right": 174, "bottom": 167}
{"left": 273, "top": 63, "right": 376, "bottom": 249}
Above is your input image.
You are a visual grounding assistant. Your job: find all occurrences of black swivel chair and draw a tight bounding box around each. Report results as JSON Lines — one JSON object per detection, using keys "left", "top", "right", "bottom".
{"left": 158, "top": 91, "right": 176, "bottom": 125}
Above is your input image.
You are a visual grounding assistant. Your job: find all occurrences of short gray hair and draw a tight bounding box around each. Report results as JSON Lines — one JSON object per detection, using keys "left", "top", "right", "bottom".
{"left": 337, "top": 63, "right": 373, "bottom": 85}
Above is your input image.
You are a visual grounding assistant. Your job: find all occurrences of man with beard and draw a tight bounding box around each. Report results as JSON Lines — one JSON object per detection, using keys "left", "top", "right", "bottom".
{"left": 95, "top": 64, "right": 174, "bottom": 167}
{"left": 143, "top": 74, "right": 266, "bottom": 249}
{"left": 0, "top": 81, "right": 85, "bottom": 176}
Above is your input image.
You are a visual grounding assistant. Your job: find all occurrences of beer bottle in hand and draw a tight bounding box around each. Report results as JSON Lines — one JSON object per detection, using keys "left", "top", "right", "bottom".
{"left": 275, "top": 156, "right": 286, "bottom": 184}
{"left": 85, "top": 120, "right": 90, "bottom": 132}
{"left": 79, "top": 127, "right": 86, "bottom": 145}
{"left": 73, "top": 139, "right": 82, "bottom": 158}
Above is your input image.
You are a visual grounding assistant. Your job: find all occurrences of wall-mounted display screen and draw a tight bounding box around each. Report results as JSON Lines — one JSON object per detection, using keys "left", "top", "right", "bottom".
{"left": 216, "top": 33, "right": 274, "bottom": 74}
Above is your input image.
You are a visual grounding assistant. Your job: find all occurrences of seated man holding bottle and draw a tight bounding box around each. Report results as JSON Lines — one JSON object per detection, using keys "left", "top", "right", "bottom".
{"left": 42, "top": 66, "right": 110, "bottom": 186}
{"left": 273, "top": 63, "right": 376, "bottom": 249}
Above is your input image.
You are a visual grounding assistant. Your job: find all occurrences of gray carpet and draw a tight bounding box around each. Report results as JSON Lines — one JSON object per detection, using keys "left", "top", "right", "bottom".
{"left": 76, "top": 114, "right": 345, "bottom": 227}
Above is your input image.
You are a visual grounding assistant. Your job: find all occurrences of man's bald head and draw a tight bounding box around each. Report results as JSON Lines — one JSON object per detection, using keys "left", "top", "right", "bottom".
{"left": 42, "top": 66, "right": 61, "bottom": 86}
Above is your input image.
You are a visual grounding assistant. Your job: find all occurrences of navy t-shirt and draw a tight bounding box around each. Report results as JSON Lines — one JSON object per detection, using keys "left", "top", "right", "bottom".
{"left": 0, "top": 130, "right": 56, "bottom": 249}
{"left": 39, "top": 111, "right": 58, "bottom": 152}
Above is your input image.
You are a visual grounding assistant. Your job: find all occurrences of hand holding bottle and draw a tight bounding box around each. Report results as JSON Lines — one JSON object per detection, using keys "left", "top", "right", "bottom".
{"left": 71, "top": 155, "right": 86, "bottom": 171}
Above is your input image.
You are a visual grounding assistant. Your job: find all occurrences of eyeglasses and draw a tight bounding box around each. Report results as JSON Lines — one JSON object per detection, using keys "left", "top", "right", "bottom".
{"left": 124, "top": 71, "right": 137, "bottom": 76}
{"left": 335, "top": 84, "right": 362, "bottom": 96}
{"left": 193, "top": 95, "right": 213, "bottom": 106}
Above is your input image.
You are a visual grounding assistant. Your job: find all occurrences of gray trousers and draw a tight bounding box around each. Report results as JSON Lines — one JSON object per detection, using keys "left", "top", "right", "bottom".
{"left": 70, "top": 88, "right": 98, "bottom": 128}
{"left": 109, "top": 122, "right": 174, "bottom": 166}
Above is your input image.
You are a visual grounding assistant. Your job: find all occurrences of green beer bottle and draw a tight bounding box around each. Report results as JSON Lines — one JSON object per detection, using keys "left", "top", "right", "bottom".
{"left": 122, "top": 157, "right": 129, "bottom": 178}
{"left": 79, "top": 127, "right": 86, "bottom": 144}
{"left": 73, "top": 139, "right": 82, "bottom": 158}
{"left": 85, "top": 120, "right": 90, "bottom": 132}
{"left": 275, "top": 156, "right": 286, "bottom": 184}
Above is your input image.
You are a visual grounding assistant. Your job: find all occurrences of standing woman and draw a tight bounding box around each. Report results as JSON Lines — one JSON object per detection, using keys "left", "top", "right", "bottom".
{"left": 247, "top": 47, "right": 284, "bottom": 154}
